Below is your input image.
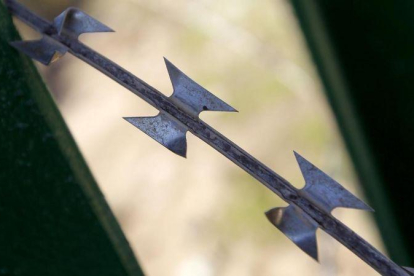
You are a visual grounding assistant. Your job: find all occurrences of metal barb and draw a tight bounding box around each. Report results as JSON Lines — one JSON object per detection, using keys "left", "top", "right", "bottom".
{"left": 10, "top": 36, "right": 67, "bottom": 65}
{"left": 404, "top": 267, "right": 414, "bottom": 275}
{"left": 5, "top": 1, "right": 411, "bottom": 275}
{"left": 294, "top": 151, "right": 374, "bottom": 214}
{"left": 124, "top": 113, "right": 188, "bottom": 158}
{"left": 54, "top": 8, "right": 114, "bottom": 39}
{"left": 266, "top": 205, "right": 319, "bottom": 261}
{"left": 165, "top": 58, "right": 237, "bottom": 117}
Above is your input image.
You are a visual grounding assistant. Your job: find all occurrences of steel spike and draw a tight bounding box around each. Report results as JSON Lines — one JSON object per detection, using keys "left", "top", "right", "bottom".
{"left": 124, "top": 113, "right": 188, "bottom": 158}
{"left": 10, "top": 36, "right": 68, "bottom": 65}
{"left": 404, "top": 268, "right": 414, "bottom": 275}
{"left": 294, "top": 151, "right": 374, "bottom": 213}
{"left": 165, "top": 58, "right": 237, "bottom": 117}
{"left": 54, "top": 8, "right": 114, "bottom": 39}
{"left": 266, "top": 205, "right": 319, "bottom": 261}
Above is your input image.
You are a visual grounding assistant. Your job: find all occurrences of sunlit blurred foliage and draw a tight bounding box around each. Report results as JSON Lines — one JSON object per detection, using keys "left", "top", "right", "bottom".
{"left": 17, "top": 0, "right": 81, "bottom": 19}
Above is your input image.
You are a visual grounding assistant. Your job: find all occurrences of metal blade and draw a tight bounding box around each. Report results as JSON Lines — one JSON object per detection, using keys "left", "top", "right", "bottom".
{"left": 404, "top": 267, "right": 414, "bottom": 275}
{"left": 266, "top": 205, "right": 319, "bottom": 261}
{"left": 124, "top": 112, "right": 188, "bottom": 157}
{"left": 54, "top": 8, "right": 114, "bottom": 39}
{"left": 295, "top": 151, "right": 374, "bottom": 213}
{"left": 10, "top": 36, "right": 68, "bottom": 65}
{"left": 165, "top": 58, "right": 237, "bottom": 116}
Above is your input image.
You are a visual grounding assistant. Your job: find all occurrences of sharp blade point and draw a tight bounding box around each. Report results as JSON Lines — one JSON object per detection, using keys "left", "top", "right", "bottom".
{"left": 403, "top": 267, "right": 414, "bottom": 275}
{"left": 266, "top": 205, "right": 319, "bottom": 262}
{"left": 10, "top": 37, "right": 67, "bottom": 65}
{"left": 294, "top": 151, "right": 374, "bottom": 213}
{"left": 124, "top": 114, "right": 188, "bottom": 158}
{"left": 165, "top": 57, "right": 237, "bottom": 115}
{"left": 54, "top": 8, "right": 114, "bottom": 38}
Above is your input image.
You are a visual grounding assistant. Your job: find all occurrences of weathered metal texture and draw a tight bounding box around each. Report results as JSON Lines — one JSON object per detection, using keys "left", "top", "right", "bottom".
{"left": 5, "top": 0, "right": 410, "bottom": 274}
{"left": 290, "top": 0, "right": 414, "bottom": 268}
{"left": 404, "top": 267, "right": 414, "bottom": 275}
{"left": 266, "top": 205, "right": 319, "bottom": 261}
{"left": 266, "top": 152, "right": 372, "bottom": 262}
{"left": 124, "top": 112, "right": 188, "bottom": 157}
{"left": 295, "top": 152, "right": 373, "bottom": 214}
{"left": 0, "top": 2, "right": 144, "bottom": 275}
{"left": 165, "top": 58, "right": 237, "bottom": 117}
{"left": 10, "top": 36, "right": 67, "bottom": 65}
{"left": 54, "top": 7, "right": 113, "bottom": 39}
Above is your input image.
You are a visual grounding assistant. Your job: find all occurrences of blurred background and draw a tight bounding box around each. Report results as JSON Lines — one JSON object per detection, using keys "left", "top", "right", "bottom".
{"left": 14, "top": 0, "right": 384, "bottom": 275}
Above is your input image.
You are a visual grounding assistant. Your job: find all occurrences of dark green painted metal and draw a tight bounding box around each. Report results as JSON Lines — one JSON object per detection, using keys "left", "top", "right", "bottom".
{"left": 291, "top": 0, "right": 414, "bottom": 266}
{"left": 0, "top": 2, "right": 145, "bottom": 275}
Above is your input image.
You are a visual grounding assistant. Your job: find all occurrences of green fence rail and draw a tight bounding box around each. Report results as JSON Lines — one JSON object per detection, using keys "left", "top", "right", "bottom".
{"left": 291, "top": 0, "right": 414, "bottom": 266}
{"left": 0, "top": 2, "right": 145, "bottom": 275}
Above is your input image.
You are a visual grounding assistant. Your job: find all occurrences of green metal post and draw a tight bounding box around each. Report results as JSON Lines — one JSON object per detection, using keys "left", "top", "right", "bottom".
{"left": 0, "top": 2, "right": 145, "bottom": 275}
{"left": 291, "top": 0, "right": 414, "bottom": 266}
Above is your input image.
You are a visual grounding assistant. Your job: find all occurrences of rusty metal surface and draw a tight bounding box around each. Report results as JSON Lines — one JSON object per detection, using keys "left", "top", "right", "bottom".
{"left": 4, "top": 0, "right": 412, "bottom": 275}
